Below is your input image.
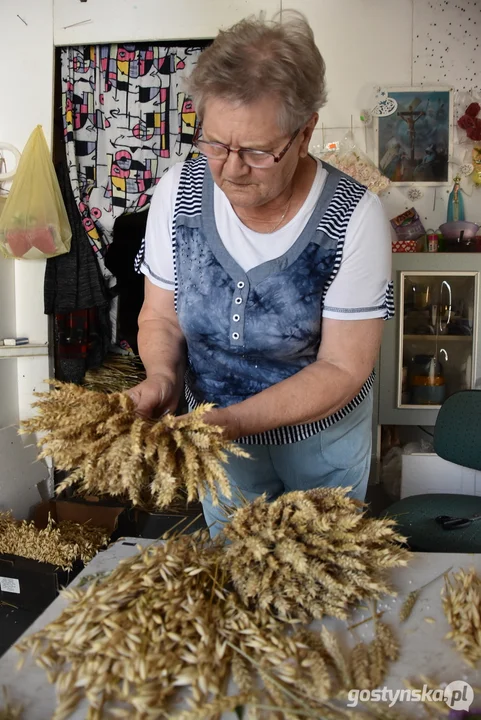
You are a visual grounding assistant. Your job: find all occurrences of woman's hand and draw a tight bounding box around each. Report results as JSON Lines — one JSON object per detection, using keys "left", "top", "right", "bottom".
{"left": 126, "top": 373, "right": 182, "bottom": 418}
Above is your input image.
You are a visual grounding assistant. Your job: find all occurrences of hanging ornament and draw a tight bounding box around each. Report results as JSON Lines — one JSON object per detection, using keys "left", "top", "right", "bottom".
{"left": 360, "top": 109, "right": 373, "bottom": 125}
{"left": 460, "top": 162, "right": 474, "bottom": 177}
{"left": 457, "top": 102, "right": 481, "bottom": 142}
{"left": 406, "top": 186, "right": 423, "bottom": 202}
{"left": 371, "top": 88, "right": 398, "bottom": 118}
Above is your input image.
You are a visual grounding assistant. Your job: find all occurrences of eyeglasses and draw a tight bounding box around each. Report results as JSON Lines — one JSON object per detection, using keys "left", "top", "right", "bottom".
{"left": 193, "top": 127, "right": 300, "bottom": 168}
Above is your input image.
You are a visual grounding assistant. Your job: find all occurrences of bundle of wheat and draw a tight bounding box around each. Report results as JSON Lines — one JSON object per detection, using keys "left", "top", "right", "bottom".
{"left": 20, "top": 382, "right": 248, "bottom": 510}
{"left": 0, "top": 512, "right": 109, "bottom": 570}
{"left": 223, "top": 488, "right": 410, "bottom": 622}
{"left": 442, "top": 568, "right": 481, "bottom": 667}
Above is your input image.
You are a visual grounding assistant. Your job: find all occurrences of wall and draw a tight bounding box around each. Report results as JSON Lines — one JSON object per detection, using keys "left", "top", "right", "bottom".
{"left": 305, "top": 0, "right": 481, "bottom": 232}
{"left": 381, "top": 0, "right": 481, "bottom": 231}
{"left": 1, "top": 0, "right": 480, "bottom": 515}
{"left": 52, "top": 0, "right": 481, "bottom": 229}
{"left": 54, "top": 0, "right": 280, "bottom": 44}
{"left": 0, "top": 0, "right": 54, "bottom": 517}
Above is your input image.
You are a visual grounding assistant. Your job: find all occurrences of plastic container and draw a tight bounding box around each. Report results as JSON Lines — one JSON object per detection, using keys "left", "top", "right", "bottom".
{"left": 409, "top": 354, "right": 446, "bottom": 405}
{"left": 439, "top": 221, "right": 479, "bottom": 240}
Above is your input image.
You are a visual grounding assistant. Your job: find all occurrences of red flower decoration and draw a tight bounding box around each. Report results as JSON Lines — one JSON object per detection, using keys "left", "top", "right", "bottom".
{"left": 466, "top": 102, "right": 481, "bottom": 117}
{"left": 458, "top": 114, "right": 476, "bottom": 130}
{"left": 458, "top": 102, "right": 481, "bottom": 140}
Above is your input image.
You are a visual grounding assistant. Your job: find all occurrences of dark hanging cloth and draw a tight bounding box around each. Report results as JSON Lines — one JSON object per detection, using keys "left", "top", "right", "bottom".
{"left": 44, "top": 160, "right": 112, "bottom": 382}
{"left": 104, "top": 210, "right": 149, "bottom": 354}
{"left": 44, "top": 160, "right": 111, "bottom": 314}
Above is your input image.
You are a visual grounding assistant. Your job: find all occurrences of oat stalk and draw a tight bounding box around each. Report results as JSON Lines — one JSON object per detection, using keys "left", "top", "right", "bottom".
{"left": 399, "top": 567, "right": 452, "bottom": 623}
{"left": 442, "top": 567, "right": 481, "bottom": 666}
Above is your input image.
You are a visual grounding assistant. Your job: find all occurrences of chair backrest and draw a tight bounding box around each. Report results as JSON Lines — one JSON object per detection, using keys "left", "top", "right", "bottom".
{"left": 433, "top": 389, "right": 481, "bottom": 471}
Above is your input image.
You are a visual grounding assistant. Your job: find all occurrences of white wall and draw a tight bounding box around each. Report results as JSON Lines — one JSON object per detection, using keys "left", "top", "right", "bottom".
{"left": 0, "top": 0, "right": 54, "bottom": 516}
{"left": 1, "top": 0, "right": 480, "bottom": 515}
{"left": 379, "top": 0, "right": 481, "bottom": 232}
{"left": 54, "top": 0, "right": 280, "bottom": 45}
{"left": 0, "top": 0, "right": 53, "bottom": 353}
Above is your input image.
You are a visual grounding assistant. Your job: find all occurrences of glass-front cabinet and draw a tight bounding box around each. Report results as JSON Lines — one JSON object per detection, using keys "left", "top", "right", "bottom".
{"left": 379, "top": 255, "right": 481, "bottom": 425}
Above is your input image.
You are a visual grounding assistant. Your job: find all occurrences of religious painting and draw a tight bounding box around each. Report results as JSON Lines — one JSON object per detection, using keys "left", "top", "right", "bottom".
{"left": 375, "top": 87, "right": 453, "bottom": 185}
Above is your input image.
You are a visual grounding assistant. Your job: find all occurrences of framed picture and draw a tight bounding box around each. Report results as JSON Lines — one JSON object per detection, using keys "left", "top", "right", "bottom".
{"left": 374, "top": 86, "right": 453, "bottom": 185}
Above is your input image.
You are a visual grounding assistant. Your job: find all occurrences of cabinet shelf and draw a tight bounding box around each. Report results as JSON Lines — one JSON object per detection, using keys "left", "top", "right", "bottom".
{"left": 403, "top": 334, "right": 472, "bottom": 341}
{"left": 0, "top": 344, "right": 49, "bottom": 359}
{"left": 379, "top": 257, "right": 481, "bottom": 427}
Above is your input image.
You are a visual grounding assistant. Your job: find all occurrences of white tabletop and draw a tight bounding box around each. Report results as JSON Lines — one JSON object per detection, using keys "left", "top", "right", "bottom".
{"left": 1, "top": 539, "right": 480, "bottom": 718}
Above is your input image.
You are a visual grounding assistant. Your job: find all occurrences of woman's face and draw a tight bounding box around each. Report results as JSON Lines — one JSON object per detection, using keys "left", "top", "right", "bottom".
{"left": 201, "top": 96, "right": 315, "bottom": 208}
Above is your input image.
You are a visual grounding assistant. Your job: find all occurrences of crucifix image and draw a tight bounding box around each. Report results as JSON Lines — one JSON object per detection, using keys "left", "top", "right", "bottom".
{"left": 398, "top": 98, "right": 426, "bottom": 163}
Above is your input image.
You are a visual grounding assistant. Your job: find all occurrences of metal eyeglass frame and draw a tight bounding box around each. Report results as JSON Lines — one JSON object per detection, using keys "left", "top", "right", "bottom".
{"left": 192, "top": 126, "right": 300, "bottom": 166}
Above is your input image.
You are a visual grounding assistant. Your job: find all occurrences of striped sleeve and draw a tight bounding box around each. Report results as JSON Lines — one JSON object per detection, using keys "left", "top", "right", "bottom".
{"left": 322, "top": 192, "right": 394, "bottom": 321}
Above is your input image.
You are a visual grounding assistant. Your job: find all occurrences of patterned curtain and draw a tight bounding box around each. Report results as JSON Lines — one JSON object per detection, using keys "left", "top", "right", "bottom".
{"left": 60, "top": 44, "right": 203, "bottom": 259}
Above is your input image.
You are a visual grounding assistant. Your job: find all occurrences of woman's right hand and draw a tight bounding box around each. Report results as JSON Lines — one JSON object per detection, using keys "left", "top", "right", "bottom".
{"left": 125, "top": 373, "right": 182, "bottom": 418}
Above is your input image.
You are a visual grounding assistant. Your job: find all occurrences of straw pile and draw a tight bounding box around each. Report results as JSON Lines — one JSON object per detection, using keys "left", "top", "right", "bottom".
{"left": 0, "top": 512, "right": 109, "bottom": 570}
{"left": 16, "top": 489, "right": 412, "bottom": 720}
{"left": 20, "top": 382, "right": 248, "bottom": 510}
{"left": 223, "top": 488, "right": 410, "bottom": 621}
{"left": 442, "top": 567, "right": 481, "bottom": 667}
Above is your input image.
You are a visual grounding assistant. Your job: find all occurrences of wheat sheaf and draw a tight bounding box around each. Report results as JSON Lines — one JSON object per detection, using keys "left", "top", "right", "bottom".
{"left": 20, "top": 382, "right": 248, "bottom": 510}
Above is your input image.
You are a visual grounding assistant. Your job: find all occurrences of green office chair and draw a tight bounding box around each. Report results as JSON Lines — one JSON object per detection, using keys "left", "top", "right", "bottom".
{"left": 383, "top": 390, "right": 481, "bottom": 552}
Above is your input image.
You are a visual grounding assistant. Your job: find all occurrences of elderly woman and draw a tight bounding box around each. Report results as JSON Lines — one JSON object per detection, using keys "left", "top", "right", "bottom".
{"left": 130, "top": 13, "right": 393, "bottom": 535}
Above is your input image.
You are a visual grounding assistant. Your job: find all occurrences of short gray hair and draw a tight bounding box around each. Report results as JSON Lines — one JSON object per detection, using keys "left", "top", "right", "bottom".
{"left": 188, "top": 11, "right": 327, "bottom": 134}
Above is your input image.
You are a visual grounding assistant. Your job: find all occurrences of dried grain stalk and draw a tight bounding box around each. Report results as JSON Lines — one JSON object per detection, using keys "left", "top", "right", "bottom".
{"left": 0, "top": 688, "right": 22, "bottom": 720}
{"left": 0, "top": 512, "right": 109, "bottom": 570}
{"left": 16, "top": 531, "right": 342, "bottom": 720}
{"left": 348, "top": 621, "right": 399, "bottom": 692}
{"left": 223, "top": 488, "right": 410, "bottom": 622}
{"left": 20, "top": 382, "right": 249, "bottom": 510}
{"left": 13, "top": 491, "right": 412, "bottom": 718}
{"left": 442, "top": 567, "right": 481, "bottom": 667}
{"left": 399, "top": 567, "right": 451, "bottom": 623}
{"left": 0, "top": 706, "right": 22, "bottom": 720}
{"left": 83, "top": 354, "right": 146, "bottom": 394}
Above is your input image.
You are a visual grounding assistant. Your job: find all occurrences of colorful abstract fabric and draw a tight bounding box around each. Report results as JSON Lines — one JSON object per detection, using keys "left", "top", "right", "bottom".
{"left": 60, "top": 44, "right": 203, "bottom": 257}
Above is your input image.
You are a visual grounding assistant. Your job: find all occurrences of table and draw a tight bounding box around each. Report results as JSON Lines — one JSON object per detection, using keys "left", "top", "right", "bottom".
{"left": 1, "top": 539, "right": 480, "bottom": 718}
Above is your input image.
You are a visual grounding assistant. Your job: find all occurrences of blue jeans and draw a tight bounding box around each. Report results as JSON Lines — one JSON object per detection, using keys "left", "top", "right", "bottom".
{"left": 202, "top": 392, "right": 373, "bottom": 537}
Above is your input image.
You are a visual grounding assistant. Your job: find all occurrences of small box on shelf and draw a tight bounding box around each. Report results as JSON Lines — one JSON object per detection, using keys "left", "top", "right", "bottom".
{"left": 392, "top": 240, "right": 419, "bottom": 253}
{"left": 3, "top": 337, "right": 29, "bottom": 346}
